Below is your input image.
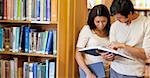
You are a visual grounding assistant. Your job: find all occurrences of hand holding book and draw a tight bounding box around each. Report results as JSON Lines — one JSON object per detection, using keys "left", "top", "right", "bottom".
{"left": 78, "top": 46, "right": 132, "bottom": 60}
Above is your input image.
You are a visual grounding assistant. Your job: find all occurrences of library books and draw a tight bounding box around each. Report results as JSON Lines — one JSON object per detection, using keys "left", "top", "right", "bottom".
{"left": 78, "top": 46, "right": 132, "bottom": 60}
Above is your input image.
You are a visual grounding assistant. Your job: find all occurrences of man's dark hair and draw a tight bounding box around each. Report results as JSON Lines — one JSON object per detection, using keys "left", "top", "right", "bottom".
{"left": 87, "top": 4, "right": 110, "bottom": 35}
{"left": 110, "top": 0, "right": 134, "bottom": 17}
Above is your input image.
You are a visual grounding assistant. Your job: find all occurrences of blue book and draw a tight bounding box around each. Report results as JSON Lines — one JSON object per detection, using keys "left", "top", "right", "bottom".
{"left": 79, "top": 62, "right": 105, "bottom": 78}
{"left": 46, "top": 0, "right": 51, "bottom": 21}
{"left": 0, "top": 28, "right": 3, "bottom": 51}
{"left": 45, "top": 31, "right": 53, "bottom": 54}
{"left": 23, "top": 26, "right": 30, "bottom": 53}
{"left": 36, "top": 0, "right": 40, "bottom": 21}
{"left": 33, "top": 63, "right": 37, "bottom": 78}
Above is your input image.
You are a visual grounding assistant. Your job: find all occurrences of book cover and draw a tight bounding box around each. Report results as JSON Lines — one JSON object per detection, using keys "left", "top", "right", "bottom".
{"left": 78, "top": 46, "right": 132, "bottom": 60}
{"left": 45, "top": 31, "right": 53, "bottom": 54}
{"left": 79, "top": 62, "right": 105, "bottom": 78}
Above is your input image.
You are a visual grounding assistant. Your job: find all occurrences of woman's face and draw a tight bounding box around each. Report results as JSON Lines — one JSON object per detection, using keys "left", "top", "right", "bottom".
{"left": 94, "top": 16, "right": 108, "bottom": 31}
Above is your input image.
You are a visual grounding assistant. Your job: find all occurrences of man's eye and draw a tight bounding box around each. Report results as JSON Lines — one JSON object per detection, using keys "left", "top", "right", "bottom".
{"left": 96, "top": 21, "right": 100, "bottom": 23}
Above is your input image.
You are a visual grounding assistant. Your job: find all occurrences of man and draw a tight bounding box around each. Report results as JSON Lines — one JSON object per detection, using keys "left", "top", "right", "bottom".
{"left": 105, "top": 0, "right": 150, "bottom": 78}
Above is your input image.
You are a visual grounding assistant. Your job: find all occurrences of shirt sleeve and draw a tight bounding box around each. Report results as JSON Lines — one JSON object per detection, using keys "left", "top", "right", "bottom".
{"left": 76, "top": 25, "right": 91, "bottom": 48}
{"left": 142, "top": 20, "right": 150, "bottom": 58}
{"left": 109, "top": 23, "right": 117, "bottom": 42}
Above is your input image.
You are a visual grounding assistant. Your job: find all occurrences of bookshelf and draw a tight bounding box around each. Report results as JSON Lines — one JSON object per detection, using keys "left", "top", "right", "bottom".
{"left": 0, "top": 0, "right": 57, "bottom": 78}
{"left": 0, "top": 0, "right": 89, "bottom": 78}
{"left": 131, "top": 0, "right": 150, "bottom": 17}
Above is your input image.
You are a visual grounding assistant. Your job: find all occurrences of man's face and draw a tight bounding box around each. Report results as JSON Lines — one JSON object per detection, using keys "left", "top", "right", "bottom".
{"left": 115, "top": 13, "right": 128, "bottom": 23}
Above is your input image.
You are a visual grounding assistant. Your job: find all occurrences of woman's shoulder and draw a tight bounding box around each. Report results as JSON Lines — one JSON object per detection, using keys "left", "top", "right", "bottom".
{"left": 82, "top": 25, "right": 90, "bottom": 29}
{"left": 80, "top": 25, "right": 92, "bottom": 32}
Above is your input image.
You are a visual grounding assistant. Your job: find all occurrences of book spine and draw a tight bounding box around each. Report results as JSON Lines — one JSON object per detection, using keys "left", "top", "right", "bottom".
{"left": 4, "top": 0, "right": 7, "bottom": 19}
{"left": 17, "top": 0, "right": 21, "bottom": 20}
{"left": 15, "top": 27, "right": 20, "bottom": 52}
{"left": 13, "top": 0, "right": 18, "bottom": 20}
{"left": 46, "top": 0, "right": 50, "bottom": 21}
{"left": 43, "top": 0, "right": 47, "bottom": 21}
{"left": 36, "top": 0, "right": 40, "bottom": 21}
{"left": 0, "top": 0, "right": 4, "bottom": 19}
{"left": 51, "top": 0, "right": 57, "bottom": 22}
{"left": 52, "top": 30, "right": 57, "bottom": 55}
{"left": 24, "top": 26, "right": 30, "bottom": 53}
{"left": 40, "top": 0, "right": 44, "bottom": 21}
{"left": 33, "top": 63, "right": 37, "bottom": 78}
{"left": 12, "top": 27, "right": 16, "bottom": 52}
{"left": 0, "top": 28, "right": 4, "bottom": 51}
{"left": 49, "top": 62, "right": 55, "bottom": 78}
{"left": 45, "top": 31, "right": 53, "bottom": 54}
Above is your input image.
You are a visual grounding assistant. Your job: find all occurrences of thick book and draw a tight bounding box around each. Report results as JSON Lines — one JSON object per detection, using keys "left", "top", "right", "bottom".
{"left": 78, "top": 46, "right": 132, "bottom": 60}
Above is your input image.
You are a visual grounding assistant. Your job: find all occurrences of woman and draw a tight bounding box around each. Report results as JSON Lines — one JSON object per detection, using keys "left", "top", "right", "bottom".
{"left": 75, "top": 4, "right": 111, "bottom": 78}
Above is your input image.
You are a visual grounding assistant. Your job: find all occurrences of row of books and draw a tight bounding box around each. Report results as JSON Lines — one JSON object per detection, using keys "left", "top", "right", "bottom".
{"left": 0, "top": 59, "right": 18, "bottom": 78}
{"left": 87, "top": 0, "right": 150, "bottom": 9}
{"left": 0, "top": 59, "right": 55, "bottom": 78}
{"left": 0, "top": 0, "right": 57, "bottom": 22}
{"left": 87, "top": 0, "right": 103, "bottom": 9}
{"left": 131, "top": 0, "right": 150, "bottom": 9}
{"left": 23, "top": 60, "right": 55, "bottom": 78}
{"left": 0, "top": 25, "right": 57, "bottom": 55}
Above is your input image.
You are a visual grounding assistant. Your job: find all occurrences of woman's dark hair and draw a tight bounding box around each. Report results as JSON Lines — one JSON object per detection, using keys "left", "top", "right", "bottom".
{"left": 110, "top": 0, "right": 134, "bottom": 17}
{"left": 87, "top": 4, "right": 110, "bottom": 35}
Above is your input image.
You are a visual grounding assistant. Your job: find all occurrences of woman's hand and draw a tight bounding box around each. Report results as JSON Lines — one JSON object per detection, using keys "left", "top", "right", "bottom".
{"left": 101, "top": 52, "right": 115, "bottom": 61}
{"left": 96, "top": 50, "right": 115, "bottom": 61}
{"left": 86, "top": 72, "right": 96, "bottom": 78}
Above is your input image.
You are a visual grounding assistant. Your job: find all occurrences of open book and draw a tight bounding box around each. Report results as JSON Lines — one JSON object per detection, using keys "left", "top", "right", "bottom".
{"left": 78, "top": 46, "right": 132, "bottom": 60}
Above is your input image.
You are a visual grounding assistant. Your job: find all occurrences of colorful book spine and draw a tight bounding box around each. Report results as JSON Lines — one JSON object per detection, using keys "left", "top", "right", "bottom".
{"left": 36, "top": 0, "right": 40, "bottom": 21}
{"left": 0, "top": 28, "right": 3, "bottom": 51}
{"left": 46, "top": 0, "right": 51, "bottom": 21}
{"left": 17, "top": 0, "right": 21, "bottom": 20}
{"left": 45, "top": 31, "right": 53, "bottom": 54}
{"left": 24, "top": 26, "right": 30, "bottom": 53}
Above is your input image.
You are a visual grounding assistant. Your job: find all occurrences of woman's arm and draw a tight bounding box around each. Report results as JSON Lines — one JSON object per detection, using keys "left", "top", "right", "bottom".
{"left": 75, "top": 48, "right": 96, "bottom": 78}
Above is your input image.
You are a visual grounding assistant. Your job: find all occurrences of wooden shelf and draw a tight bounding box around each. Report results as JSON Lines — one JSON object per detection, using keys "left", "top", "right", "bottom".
{"left": 0, "top": 52, "right": 56, "bottom": 58}
{"left": 0, "top": 20, "right": 57, "bottom": 25}
{"left": 31, "top": 21, "right": 57, "bottom": 25}
{"left": 134, "top": 8, "right": 150, "bottom": 11}
{"left": 0, "top": 20, "right": 31, "bottom": 23}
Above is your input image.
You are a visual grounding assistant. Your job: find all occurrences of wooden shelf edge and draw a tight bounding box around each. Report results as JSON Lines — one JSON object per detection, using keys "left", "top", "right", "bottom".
{"left": 0, "top": 20, "right": 57, "bottom": 25}
{"left": 134, "top": 8, "right": 150, "bottom": 11}
{"left": 0, "top": 20, "right": 31, "bottom": 23}
{"left": 0, "top": 52, "right": 56, "bottom": 58}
